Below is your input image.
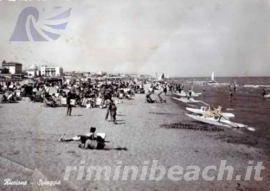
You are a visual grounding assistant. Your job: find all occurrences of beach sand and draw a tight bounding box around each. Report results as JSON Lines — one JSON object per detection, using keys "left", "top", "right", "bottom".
{"left": 0, "top": 89, "right": 270, "bottom": 191}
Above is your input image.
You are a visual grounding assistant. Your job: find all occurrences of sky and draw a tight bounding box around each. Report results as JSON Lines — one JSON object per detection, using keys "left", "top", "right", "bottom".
{"left": 0, "top": 0, "right": 270, "bottom": 77}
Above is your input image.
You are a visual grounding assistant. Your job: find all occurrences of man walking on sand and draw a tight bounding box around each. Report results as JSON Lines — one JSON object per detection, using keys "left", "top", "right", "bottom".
{"left": 105, "top": 99, "right": 112, "bottom": 121}
{"left": 110, "top": 101, "right": 117, "bottom": 124}
{"left": 105, "top": 99, "right": 117, "bottom": 124}
{"left": 66, "top": 92, "right": 72, "bottom": 116}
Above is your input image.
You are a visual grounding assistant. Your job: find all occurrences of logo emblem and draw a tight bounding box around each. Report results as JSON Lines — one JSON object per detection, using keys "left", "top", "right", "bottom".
{"left": 10, "top": 7, "right": 71, "bottom": 41}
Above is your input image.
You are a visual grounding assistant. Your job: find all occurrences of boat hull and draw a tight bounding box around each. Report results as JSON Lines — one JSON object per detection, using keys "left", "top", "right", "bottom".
{"left": 186, "top": 107, "right": 235, "bottom": 118}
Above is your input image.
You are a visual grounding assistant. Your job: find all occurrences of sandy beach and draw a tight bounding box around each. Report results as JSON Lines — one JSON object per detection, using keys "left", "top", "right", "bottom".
{"left": 0, "top": 87, "right": 270, "bottom": 191}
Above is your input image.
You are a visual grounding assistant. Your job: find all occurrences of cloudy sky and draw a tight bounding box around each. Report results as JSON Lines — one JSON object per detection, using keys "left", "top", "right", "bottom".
{"left": 0, "top": 0, "right": 270, "bottom": 77}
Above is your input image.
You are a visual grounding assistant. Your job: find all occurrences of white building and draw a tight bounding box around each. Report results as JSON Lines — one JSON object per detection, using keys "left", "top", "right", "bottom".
{"left": 41, "top": 66, "right": 63, "bottom": 77}
{"left": 26, "top": 64, "right": 40, "bottom": 78}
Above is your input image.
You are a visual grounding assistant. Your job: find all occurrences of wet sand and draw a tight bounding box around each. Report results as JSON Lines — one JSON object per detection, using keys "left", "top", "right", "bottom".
{"left": 0, "top": 88, "right": 270, "bottom": 191}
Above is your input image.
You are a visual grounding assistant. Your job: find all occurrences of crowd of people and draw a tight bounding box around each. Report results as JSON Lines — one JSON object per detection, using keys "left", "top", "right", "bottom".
{"left": 0, "top": 78, "right": 146, "bottom": 116}
{"left": 145, "top": 81, "right": 192, "bottom": 103}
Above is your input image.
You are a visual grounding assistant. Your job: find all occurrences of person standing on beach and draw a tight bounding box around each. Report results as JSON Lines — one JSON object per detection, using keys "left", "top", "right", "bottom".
{"left": 262, "top": 88, "right": 266, "bottom": 98}
{"left": 66, "top": 92, "right": 72, "bottom": 116}
{"left": 110, "top": 101, "right": 117, "bottom": 124}
{"left": 146, "top": 90, "right": 154, "bottom": 103}
{"left": 105, "top": 99, "right": 117, "bottom": 124}
{"left": 163, "top": 84, "right": 167, "bottom": 95}
{"left": 105, "top": 99, "right": 112, "bottom": 121}
{"left": 203, "top": 88, "right": 206, "bottom": 98}
{"left": 158, "top": 89, "right": 165, "bottom": 102}
{"left": 229, "top": 89, "right": 233, "bottom": 102}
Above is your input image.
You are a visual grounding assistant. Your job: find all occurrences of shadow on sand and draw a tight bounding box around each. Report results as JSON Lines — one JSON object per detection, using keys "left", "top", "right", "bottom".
{"left": 103, "top": 147, "right": 128, "bottom": 151}
{"left": 69, "top": 114, "right": 83, "bottom": 117}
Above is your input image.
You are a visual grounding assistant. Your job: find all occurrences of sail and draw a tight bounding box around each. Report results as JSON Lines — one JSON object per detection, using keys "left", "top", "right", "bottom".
{"left": 158, "top": 73, "right": 165, "bottom": 81}
{"left": 211, "top": 71, "right": 215, "bottom": 81}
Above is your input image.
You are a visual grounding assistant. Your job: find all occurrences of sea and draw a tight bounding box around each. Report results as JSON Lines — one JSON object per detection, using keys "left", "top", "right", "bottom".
{"left": 171, "top": 77, "right": 270, "bottom": 142}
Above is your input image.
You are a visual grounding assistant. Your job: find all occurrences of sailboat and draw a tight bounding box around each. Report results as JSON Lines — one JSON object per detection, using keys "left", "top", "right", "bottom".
{"left": 155, "top": 73, "right": 166, "bottom": 83}
{"left": 158, "top": 73, "right": 165, "bottom": 81}
{"left": 203, "top": 71, "right": 218, "bottom": 85}
{"left": 211, "top": 71, "right": 215, "bottom": 82}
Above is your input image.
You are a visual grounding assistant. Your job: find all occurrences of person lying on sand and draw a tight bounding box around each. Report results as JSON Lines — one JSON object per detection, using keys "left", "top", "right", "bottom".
{"left": 59, "top": 127, "right": 118, "bottom": 150}
{"left": 59, "top": 127, "right": 97, "bottom": 144}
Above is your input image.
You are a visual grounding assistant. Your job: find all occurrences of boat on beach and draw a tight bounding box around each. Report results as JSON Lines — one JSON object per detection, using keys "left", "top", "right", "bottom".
{"left": 173, "top": 91, "right": 202, "bottom": 97}
{"left": 244, "top": 85, "right": 270, "bottom": 88}
{"left": 173, "top": 97, "right": 202, "bottom": 103}
{"left": 186, "top": 106, "right": 235, "bottom": 118}
{"left": 185, "top": 113, "right": 255, "bottom": 131}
